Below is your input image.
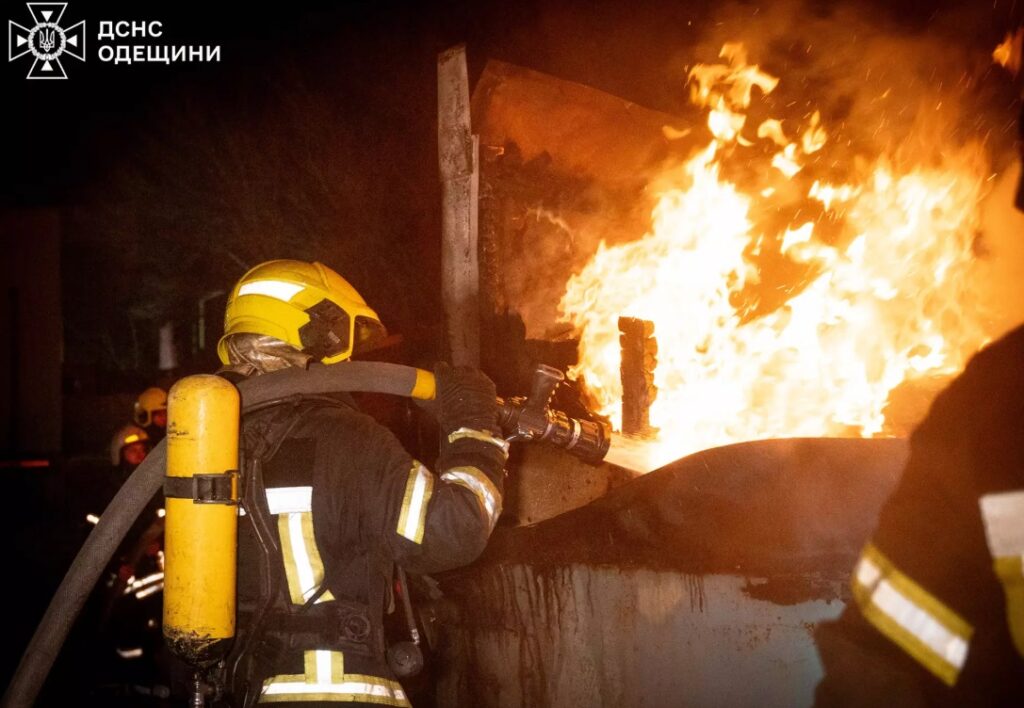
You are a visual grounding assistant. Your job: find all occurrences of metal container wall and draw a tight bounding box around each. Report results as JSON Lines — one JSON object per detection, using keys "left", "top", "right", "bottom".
{"left": 434, "top": 437, "right": 908, "bottom": 708}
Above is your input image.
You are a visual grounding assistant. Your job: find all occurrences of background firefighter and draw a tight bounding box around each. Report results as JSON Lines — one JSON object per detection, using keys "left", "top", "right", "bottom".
{"left": 134, "top": 387, "right": 169, "bottom": 446}
{"left": 213, "top": 259, "right": 507, "bottom": 706}
{"left": 110, "top": 424, "right": 151, "bottom": 475}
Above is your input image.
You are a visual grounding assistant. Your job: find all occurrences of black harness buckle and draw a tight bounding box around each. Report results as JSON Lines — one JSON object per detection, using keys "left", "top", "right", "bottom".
{"left": 164, "top": 471, "right": 238, "bottom": 504}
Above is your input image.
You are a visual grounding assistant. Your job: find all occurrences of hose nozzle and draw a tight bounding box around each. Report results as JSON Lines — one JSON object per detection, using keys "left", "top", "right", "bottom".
{"left": 497, "top": 365, "right": 611, "bottom": 464}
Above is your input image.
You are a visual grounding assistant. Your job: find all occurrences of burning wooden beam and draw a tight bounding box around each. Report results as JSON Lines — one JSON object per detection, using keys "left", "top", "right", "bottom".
{"left": 619, "top": 316, "right": 657, "bottom": 437}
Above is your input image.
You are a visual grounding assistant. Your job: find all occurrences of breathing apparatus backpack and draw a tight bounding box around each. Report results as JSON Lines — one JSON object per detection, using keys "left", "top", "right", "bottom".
{"left": 163, "top": 374, "right": 429, "bottom": 706}
{"left": 223, "top": 393, "right": 399, "bottom": 707}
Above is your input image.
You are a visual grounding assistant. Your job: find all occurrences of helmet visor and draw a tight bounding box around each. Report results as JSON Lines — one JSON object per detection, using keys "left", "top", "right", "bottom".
{"left": 298, "top": 299, "right": 351, "bottom": 360}
{"left": 353, "top": 316, "right": 388, "bottom": 355}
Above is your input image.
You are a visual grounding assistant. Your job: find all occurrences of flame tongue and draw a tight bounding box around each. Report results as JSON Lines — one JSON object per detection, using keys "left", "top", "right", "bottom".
{"left": 560, "top": 43, "right": 992, "bottom": 466}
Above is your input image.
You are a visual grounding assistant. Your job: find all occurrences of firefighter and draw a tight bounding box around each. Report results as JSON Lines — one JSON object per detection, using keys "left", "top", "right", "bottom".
{"left": 109, "top": 423, "right": 150, "bottom": 474}
{"left": 214, "top": 259, "right": 506, "bottom": 706}
{"left": 134, "top": 386, "right": 168, "bottom": 444}
{"left": 813, "top": 36, "right": 1024, "bottom": 705}
{"left": 106, "top": 423, "right": 161, "bottom": 575}
{"left": 98, "top": 424, "right": 153, "bottom": 524}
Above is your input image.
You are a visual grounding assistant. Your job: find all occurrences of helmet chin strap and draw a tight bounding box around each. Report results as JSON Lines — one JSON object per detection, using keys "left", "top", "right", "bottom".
{"left": 223, "top": 333, "right": 314, "bottom": 376}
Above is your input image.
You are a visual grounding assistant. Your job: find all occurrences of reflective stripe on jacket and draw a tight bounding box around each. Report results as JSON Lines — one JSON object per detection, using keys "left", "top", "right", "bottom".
{"left": 979, "top": 489, "right": 1024, "bottom": 659}
{"left": 260, "top": 650, "right": 409, "bottom": 705}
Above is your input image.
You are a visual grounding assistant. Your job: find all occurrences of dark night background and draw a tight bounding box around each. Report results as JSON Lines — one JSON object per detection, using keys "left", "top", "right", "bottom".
{"left": 2, "top": 0, "right": 1022, "bottom": 703}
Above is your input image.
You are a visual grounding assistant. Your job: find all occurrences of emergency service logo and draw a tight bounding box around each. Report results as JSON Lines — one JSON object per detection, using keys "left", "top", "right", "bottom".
{"left": 8, "top": 3, "right": 85, "bottom": 79}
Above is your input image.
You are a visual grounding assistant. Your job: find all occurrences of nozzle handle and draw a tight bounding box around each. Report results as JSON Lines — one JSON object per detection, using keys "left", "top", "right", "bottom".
{"left": 527, "top": 364, "right": 564, "bottom": 412}
{"left": 495, "top": 364, "right": 611, "bottom": 464}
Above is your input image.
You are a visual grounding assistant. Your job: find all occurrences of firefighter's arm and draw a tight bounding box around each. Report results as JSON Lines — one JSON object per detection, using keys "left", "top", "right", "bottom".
{"left": 384, "top": 364, "right": 507, "bottom": 574}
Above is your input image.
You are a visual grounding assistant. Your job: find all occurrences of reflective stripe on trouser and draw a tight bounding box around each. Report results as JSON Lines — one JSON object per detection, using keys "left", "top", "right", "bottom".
{"left": 267, "top": 485, "right": 335, "bottom": 606}
{"left": 440, "top": 466, "right": 502, "bottom": 531}
{"left": 980, "top": 490, "right": 1024, "bottom": 658}
{"left": 260, "top": 649, "right": 410, "bottom": 705}
{"left": 852, "top": 543, "right": 973, "bottom": 686}
{"left": 396, "top": 461, "right": 434, "bottom": 544}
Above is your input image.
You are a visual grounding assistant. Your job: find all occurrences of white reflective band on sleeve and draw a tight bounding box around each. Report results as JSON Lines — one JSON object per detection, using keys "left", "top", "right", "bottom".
{"left": 238, "top": 279, "right": 304, "bottom": 302}
{"left": 135, "top": 583, "right": 163, "bottom": 600}
{"left": 980, "top": 491, "right": 1024, "bottom": 661}
{"left": 980, "top": 490, "right": 1024, "bottom": 558}
{"left": 265, "top": 486, "right": 312, "bottom": 515}
{"left": 441, "top": 467, "right": 502, "bottom": 529}
{"left": 870, "top": 575, "right": 969, "bottom": 670}
{"left": 853, "top": 545, "right": 973, "bottom": 686}
{"left": 856, "top": 556, "right": 882, "bottom": 588}
{"left": 447, "top": 427, "right": 510, "bottom": 456}
{"left": 396, "top": 462, "right": 434, "bottom": 544}
{"left": 124, "top": 572, "right": 165, "bottom": 596}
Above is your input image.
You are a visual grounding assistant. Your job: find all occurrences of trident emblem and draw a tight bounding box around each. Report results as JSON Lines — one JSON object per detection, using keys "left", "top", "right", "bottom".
{"left": 8, "top": 3, "right": 86, "bottom": 79}
{"left": 37, "top": 27, "right": 55, "bottom": 52}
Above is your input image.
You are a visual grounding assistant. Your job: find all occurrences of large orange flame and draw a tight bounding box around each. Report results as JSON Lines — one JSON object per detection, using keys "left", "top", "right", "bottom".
{"left": 560, "top": 43, "right": 993, "bottom": 465}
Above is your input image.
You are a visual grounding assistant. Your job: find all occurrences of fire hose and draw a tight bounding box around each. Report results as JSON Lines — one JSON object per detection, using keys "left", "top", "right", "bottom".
{"left": 1, "top": 361, "right": 609, "bottom": 707}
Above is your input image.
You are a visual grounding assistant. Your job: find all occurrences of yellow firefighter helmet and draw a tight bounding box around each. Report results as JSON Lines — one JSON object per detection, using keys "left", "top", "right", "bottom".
{"left": 109, "top": 424, "right": 150, "bottom": 466}
{"left": 217, "top": 260, "right": 386, "bottom": 365}
{"left": 133, "top": 387, "right": 168, "bottom": 427}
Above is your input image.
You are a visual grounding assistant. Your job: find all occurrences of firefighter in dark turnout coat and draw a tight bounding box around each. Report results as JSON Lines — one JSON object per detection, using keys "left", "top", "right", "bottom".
{"left": 814, "top": 31, "right": 1024, "bottom": 706}
{"left": 216, "top": 260, "right": 507, "bottom": 706}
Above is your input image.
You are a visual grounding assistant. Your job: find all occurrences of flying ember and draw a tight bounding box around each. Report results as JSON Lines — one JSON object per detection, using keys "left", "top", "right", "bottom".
{"left": 560, "top": 42, "right": 993, "bottom": 466}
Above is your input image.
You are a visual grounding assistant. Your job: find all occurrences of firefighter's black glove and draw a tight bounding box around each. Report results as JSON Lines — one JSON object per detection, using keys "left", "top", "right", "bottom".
{"left": 434, "top": 362, "right": 500, "bottom": 436}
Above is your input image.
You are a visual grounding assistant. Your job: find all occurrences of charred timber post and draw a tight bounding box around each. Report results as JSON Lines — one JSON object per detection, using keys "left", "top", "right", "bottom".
{"left": 619, "top": 316, "right": 658, "bottom": 437}
{"left": 438, "top": 44, "right": 481, "bottom": 367}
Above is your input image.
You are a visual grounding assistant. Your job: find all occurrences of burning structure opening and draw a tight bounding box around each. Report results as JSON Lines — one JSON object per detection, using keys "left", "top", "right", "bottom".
{"left": 559, "top": 41, "right": 998, "bottom": 465}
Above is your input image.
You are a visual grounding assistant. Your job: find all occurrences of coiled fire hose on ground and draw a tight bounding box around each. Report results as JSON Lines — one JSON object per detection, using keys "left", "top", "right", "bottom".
{"left": 2, "top": 361, "right": 609, "bottom": 707}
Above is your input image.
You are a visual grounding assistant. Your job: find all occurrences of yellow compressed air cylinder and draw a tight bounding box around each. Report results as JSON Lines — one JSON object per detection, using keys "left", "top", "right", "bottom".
{"left": 162, "top": 374, "right": 239, "bottom": 667}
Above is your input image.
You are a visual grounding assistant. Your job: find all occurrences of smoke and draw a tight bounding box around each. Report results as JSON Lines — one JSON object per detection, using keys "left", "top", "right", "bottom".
{"left": 681, "top": 0, "right": 1016, "bottom": 166}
